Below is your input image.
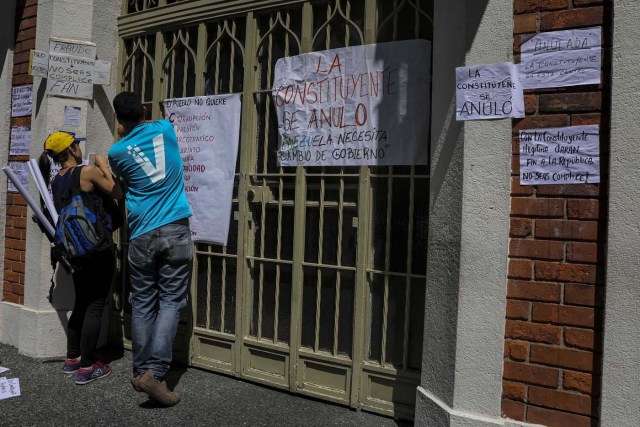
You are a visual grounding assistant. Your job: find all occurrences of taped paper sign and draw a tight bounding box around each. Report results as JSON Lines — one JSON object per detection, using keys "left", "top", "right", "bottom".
{"left": 30, "top": 49, "right": 48, "bottom": 78}
{"left": 11, "top": 85, "right": 32, "bottom": 117}
{"left": 164, "top": 94, "right": 242, "bottom": 246}
{"left": 29, "top": 38, "right": 111, "bottom": 99}
{"left": 272, "top": 40, "right": 431, "bottom": 166}
{"left": 10, "top": 126, "right": 31, "bottom": 156}
{"left": 519, "top": 27, "right": 601, "bottom": 89}
{"left": 7, "top": 162, "right": 29, "bottom": 193}
{"left": 49, "top": 38, "right": 96, "bottom": 59}
{"left": 456, "top": 62, "right": 524, "bottom": 121}
{"left": 519, "top": 125, "right": 599, "bottom": 185}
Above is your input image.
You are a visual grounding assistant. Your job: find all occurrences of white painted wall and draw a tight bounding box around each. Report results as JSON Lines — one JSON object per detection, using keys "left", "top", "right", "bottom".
{"left": 600, "top": 1, "right": 640, "bottom": 425}
{"left": 416, "top": 1, "right": 535, "bottom": 425}
{"left": 0, "top": 0, "right": 121, "bottom": 357}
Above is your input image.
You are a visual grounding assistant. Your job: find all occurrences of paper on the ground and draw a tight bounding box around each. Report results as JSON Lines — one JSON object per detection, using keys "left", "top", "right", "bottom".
{"left": 0, "top": 366, "right": 9, "bottom": 374}
{"left": 456, "top": 62, "right": 524, "bottom": 121}
{"left": 0, "top": 377, "right": 20, "bottom": 400}
{"left": 519, "top": 27, "right": 601, "bottom": 89}
{"left": 519, "top": 125, "right": 599, "bottom": 185}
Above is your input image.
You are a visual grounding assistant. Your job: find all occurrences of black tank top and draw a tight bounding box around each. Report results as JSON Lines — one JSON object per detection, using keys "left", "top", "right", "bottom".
{"left": 51, "top": 166, "right": 114, "bottom": 231}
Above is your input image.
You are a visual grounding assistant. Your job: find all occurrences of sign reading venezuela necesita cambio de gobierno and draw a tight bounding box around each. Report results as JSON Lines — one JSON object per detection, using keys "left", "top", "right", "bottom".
{"left": 271, "top": 40, "right": 431, "bottom": 167}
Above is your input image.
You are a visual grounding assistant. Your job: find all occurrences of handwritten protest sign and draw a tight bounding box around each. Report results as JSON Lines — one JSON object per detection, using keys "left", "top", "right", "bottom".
{"left": 29, "top": 38, "right": 111, "bottom": 99}
{"left": 519, "top": 27, "right": 601, "bottom": 89}
{"left": 30, "top": 49, "right": 48, "bottom": 78}
{"left": 49, "top": 38, "right": 96, "bottom": 60}
{"left": 7, "top": 162, "right": 29, "bottom": 193}
{"left": 272, "top": 40, "right": 431, "bottom": 166}
{"left": 164, "top": 94, "right": 242, "bottom": 246}
{"left": 519, "top": 125, "right": 599, "bottom": 185}
{"left": 46, "top": 53, "right": 95, "bottom": 99}
{"left": 456, "top": 62, "right": 524, "bottom": 121}
{"left": 10, "top": 126, "right": 30, "bottom": 156}
{"left": 11, "top": 85, "right": 32, "bottom": 117}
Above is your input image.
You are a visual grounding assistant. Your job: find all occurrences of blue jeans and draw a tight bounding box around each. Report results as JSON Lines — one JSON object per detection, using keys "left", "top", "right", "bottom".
{"left": 128, "top": 221, "right": 192, "bottom": 380}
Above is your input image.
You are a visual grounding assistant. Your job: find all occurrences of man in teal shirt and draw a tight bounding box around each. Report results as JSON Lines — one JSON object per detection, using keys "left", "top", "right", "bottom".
{"left": 109, "top": 91, "right": 192, "bottom": 406}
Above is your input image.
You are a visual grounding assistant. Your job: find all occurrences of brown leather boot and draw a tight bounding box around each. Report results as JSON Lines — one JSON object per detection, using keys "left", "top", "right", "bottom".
{"left": 130, "top": 374, "right": 143, "bottom": 392}
{"left": 137, "top": 369, "right": 180, "bottom": 406}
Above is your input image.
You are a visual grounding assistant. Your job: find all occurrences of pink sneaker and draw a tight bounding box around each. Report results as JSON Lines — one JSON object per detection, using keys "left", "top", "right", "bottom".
{"left": 63, "top": 358, "right": 81, "bottom": 374}
{"left": 75, "top": 361, "right": 112, "bottom": 385}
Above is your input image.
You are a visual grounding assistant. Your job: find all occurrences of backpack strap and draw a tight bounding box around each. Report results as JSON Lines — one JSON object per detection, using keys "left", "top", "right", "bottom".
{"left": 69, "top": 166, "right": 84, "bottom": 198}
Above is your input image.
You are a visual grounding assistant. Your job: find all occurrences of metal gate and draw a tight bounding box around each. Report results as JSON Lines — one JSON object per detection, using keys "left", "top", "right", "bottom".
{"left": 116, "top": 0, "right": 431, "bottom": 419}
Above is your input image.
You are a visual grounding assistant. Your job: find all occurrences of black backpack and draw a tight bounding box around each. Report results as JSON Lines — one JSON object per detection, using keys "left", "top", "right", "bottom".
{"left": 53, "top": 166, "right": 113, "bottom": 267}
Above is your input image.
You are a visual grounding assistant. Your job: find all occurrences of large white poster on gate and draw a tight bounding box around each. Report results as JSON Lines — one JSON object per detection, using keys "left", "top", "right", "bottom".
{"left": 164, "top": 94, "right": 242, "bottom": 246}
{"left": 272, "top": 40, "right": 431, "bottom": 166}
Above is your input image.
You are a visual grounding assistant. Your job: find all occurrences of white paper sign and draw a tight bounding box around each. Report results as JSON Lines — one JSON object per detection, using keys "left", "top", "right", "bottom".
{"left": 519, "top": 125, "right": 599, "bottom": 185}
{"left": 46, "top": 53, "right": 95, "bottom": 99}
{"left": 7, "top": 162, "right": 29, "bottom": 193}
{"left": 11, "top": 85, "right": 32, "bottom": 117}
{"left": 64, "top": 106, "right": 81, "bottom": 127}
{"left": 30, "top": 49, "right": 49, "bottom": 78}
{"left": 0, "top": 377, "right": 21, "bottom": 400}
{"left": 456, "top": 62, "right": 524, "bottom": 121}
{"left": 10, "top": 126, "right": 31, "bottom": 156}
{"left": 0, "top": 367, "right": 9, "bottom": 374}
{"left": 48, "top": 53, "right": 95, "bottom": 84}
{"left": 46, "top": 79, "right": 93, "bottom": 100}
{"left": 272, "top": 40, "right": 431, "bottom": 166}
{"left": 519, "top": 27, "right": 601, "bottom": 89}
{"left": 49, "top": 38, "right": 96, "bottom": 59}
{"left": 93, "top": 60, "right": 112, "bottom": 85}
{"left": 164, "top": 94, "right": 242, "bottom": 246}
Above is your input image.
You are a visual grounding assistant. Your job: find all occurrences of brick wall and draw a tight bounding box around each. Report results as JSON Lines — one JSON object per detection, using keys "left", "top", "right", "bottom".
{"left": 3, "top": 0, "right": 37, "bottom": 305}
{"left": 502, "top": 1, "right": 611, "bottom": 426}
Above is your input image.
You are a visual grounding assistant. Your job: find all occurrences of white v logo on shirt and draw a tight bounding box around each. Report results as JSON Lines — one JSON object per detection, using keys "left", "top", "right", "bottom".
{"left": 127, "top": 134, "right": 166, "bottom": 183}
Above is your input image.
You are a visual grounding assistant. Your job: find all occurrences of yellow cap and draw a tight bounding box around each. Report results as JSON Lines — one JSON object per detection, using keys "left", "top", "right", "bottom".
{"left": 44, "top": 132, "right": 75, "bottom": 154}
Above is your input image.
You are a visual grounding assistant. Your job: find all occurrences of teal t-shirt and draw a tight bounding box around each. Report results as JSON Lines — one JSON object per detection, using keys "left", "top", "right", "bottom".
{"left": 108, "top": 119, "right": 192, "bottom": 240}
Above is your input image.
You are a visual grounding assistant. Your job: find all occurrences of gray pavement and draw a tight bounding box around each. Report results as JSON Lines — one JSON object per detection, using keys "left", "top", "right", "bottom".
{"left": 0, "top": 343, "right": 407, "bottom": 426}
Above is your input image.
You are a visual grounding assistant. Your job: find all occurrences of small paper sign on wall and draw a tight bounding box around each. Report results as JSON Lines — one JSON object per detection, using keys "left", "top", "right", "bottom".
{"left": 519, "top": 27, "right": 601, "bottom": 89}
{"left": 10, "top": 126, "right": 31, "bottom": 156}
{"left": 456, "top": 62, "right": 524, "bottom": 121}
{"left": 11, "top": 85, "right": 32, "bottom": 118}
{"left": 519, "top": 125, "right": 600, "bottom": 185}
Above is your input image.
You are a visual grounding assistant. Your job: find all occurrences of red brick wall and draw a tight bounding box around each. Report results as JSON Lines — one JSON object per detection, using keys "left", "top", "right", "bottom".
{"left": 502, "top": 1, "right": 611, "bottom": 426}
{"left": 3, "top": 0, "right": 37, "bottom": 305}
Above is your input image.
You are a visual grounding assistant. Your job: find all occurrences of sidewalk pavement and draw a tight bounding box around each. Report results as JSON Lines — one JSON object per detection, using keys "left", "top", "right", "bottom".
{"left": 0, "top": 343, "right": 407, "bottom": 426}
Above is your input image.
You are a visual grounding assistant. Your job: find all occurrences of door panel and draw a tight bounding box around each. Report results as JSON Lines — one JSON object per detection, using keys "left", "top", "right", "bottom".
{"left": 116, "top": 0, "right": 432, "bottom": 420}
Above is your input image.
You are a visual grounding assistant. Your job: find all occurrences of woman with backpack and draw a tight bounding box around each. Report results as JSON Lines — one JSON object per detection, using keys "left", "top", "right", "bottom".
{"left": 38, "top": 131, "right": 122, "bottom": 385}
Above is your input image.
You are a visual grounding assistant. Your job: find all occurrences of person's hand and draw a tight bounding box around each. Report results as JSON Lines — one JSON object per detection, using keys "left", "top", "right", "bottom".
{"left": 94, "top": 155, "right": 109, "bottom": 169}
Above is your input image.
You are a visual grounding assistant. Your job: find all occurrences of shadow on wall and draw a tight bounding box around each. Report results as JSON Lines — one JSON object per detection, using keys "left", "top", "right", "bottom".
{"left": 415, "top": 0, "right": 491, "bottom": 414}
{"left": 0, "top": 1, "right": 17, "bottom": 81}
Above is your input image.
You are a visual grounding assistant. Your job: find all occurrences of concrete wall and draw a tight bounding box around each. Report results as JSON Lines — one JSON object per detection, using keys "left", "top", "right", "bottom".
{"left": 416, "top": 0, "right": 537, "bottom": 425}
{"left": 0, "top": 0, "right": 17, "bottom": 346}
{"left": 600, "top": 0, "right": 640, "bottom": 425}
{"left": 1, "top": 0, "right": 120, "bottom": 357}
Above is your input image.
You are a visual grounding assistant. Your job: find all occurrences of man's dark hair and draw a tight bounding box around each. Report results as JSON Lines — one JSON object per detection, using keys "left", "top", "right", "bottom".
{"left": 113, "top": 91, "right": 144, "bottom": 123}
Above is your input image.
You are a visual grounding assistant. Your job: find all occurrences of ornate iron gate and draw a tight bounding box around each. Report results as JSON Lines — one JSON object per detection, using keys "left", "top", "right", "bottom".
{"left": 116, "top": 0, "right": 432, "bottom": 419}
